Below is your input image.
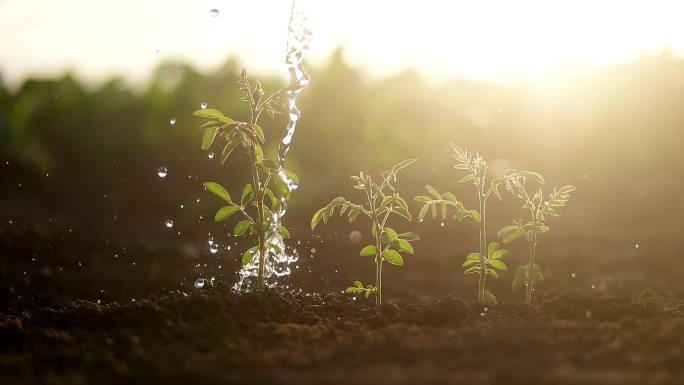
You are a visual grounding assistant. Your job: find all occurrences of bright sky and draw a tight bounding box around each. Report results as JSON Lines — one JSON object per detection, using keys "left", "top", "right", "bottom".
{"left": 1, "top": 0, "right": 683, "bottom": 89}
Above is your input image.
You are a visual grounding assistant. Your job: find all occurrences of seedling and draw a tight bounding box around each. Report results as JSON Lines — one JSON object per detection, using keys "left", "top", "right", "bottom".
{"left": 415, "top": 144, "right": 523, "bottom": 303}
{"left": 311, "top": 159, "right": 419, "bottom": 307}
{"left": 498, "top": 171, "right": 575, "bottom": 304}
{"left": 193, "top": 69, "right": 299, "bottom": 292}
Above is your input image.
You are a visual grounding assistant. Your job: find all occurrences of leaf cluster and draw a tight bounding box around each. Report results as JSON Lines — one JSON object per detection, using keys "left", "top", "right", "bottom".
{"left": 461, "top": 242, "right": 510, "bottom": 279}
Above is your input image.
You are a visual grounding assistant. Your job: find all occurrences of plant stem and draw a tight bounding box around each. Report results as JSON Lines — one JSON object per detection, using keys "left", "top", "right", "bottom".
{"left": 525, "top": 235, "right": 537, "bottom": 305}
{"left": 477, "top": 191, "right": 487, "bottom": 302}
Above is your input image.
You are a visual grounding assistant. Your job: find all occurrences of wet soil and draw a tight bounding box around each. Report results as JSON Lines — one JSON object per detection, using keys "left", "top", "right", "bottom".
{"left": 2, "top": 286, "right": 684, "bottom": 385}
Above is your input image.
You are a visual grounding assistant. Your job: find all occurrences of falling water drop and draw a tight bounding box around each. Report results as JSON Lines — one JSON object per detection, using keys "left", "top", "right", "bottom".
{"left": 194, "top": 278, "right": 205, "bottom": 289}
{"left": 208, "top": 152, "right": 214, "bottom": 159}
{"left": 157, "top": 167, "right": 168, "bottom": 178}
{"left": 200, "top": 102, "right": 208, "bottom": 109}
{"left": 208, "top": 237, "right": 214, "bottom": 245}
{"left": 164, "top": 220, "right": 174, "bottom": 228}
{"left": 169, "top": 118, "right": 176, "bottom": 125}
{"left": 210, "top": 244, "right": 219, "bottom": 254}
{"left": 209, "top": 9, "right": 219, "bottom": 17}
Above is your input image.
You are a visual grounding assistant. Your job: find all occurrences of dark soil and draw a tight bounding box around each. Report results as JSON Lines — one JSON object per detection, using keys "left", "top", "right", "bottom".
{"left": 2, "top": 286, "right": 684, "bottom": 385}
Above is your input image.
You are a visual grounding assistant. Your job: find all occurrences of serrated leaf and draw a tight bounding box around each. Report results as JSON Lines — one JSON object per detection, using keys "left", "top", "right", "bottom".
{"left": 234, "top": 220, "right": 252, "bottom": 236}
{"left": 215, "top": 205, "right": 240, "bottom": 222}
{"left": 383, "top": 250, "right": 404, "bottom": 266}
{"left": 359, "top": 245, "right": 377, "bottom": 257}
{"left": 203, "top": 182, "right": 232, "bottom": 203}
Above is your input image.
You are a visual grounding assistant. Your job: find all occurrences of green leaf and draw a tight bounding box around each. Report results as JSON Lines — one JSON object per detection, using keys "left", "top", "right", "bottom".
{"left": 282, "top": 169, "right": 299, "bottom": 185}
{"left": 278, "top": 226, "right": 290, "bottom": 239}
{"left": 381, "top": 227, "right": 398, "bottom": 243}
{"left": 193, "top": 108, "right": 224, "bottom": 118}
{"left": 202, "top": 126, "right": 218, "bottom": 150}
{"left": 425, "top": 185, "right": 441, "bottom": 199}
{"left": 488, "top": 259, "right": 507, "bottom": 271}
{"left": 395, "top": 239, "right": 414, "bottom": 254}
{"left": 498, "top": 225, "right": 523, "bottom": 244}
{"left": 234, "top": 220, "right": 252, "bottom": 236}
{"left": 359, "top": 245, "right": 377, "bottom": 257}
{"left": 418, "top": 204, "right": 429, "bottom": 221}
{"left": 469, "top": 210, "right": 481, "bottom": 222}
{"left": 241, "top": 184, "right": 254, "bottom": 205}
{"left": 491, "top": 249, "right": 511, "bottom": 260}
{"left": 394, "top": 205, "right": 412, "bottom": 221}
{"left": 348, "top": 206, "right": 361, "bottom": 223}
{"left": 383, "top": 250, "right": 404, "bottom": 266}
{"left": 462, "top": 259, "right": 480, "bottom": 268}
{"left": 218, "top": 116, "right": 235, "bottom": 124}
{"left": 203, "top": 182, "right": 232, "bottom": 203}
{"left": 466, "top": 252, "right": 480, "bottom": 261}
{"left": 518, "top": 171, "right": 545, "bottom": 185}
{"left": 250, "top": 124, "right": 265, "bottom": 143}
{"left": 215, "top": 206, "right": 240, "bottom": 222}
{"left": 487, "top": 242, "right": 500, "bottom": 258}
{"left": 354, "top": 280, "right": 363, "bottom": 288}
{"left": 220, "top": 140, "right": 239, "bottom": 165}
{"left": 242, "top": 247, "right": 257, "bottom": 266}
{"left": 398, "top": 232, "right": 419, "bottom": 241}
{"left": 311, "top": 207, "right": 325, "bottom": 230}
{"left": 487, "top": 269, "right": 499, "bottom": 279}
{"left": 464, "top": 266, "right": 480, "bottom": 275}
{"left": 458, "top": 174, "right": 475, "bottom": 184}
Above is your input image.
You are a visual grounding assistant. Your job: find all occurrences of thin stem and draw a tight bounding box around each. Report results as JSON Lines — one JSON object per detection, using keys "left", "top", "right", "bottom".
{"left": 477, "top": 188, "right": 487, "bottom": 302}
{"left": 525, "top": 235, "right": 537, "bottom": 305}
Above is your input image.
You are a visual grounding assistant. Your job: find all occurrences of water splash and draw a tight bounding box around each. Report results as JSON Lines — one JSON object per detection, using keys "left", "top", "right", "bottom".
{"left": 235, "top": 0, "right": 311, "bottom": 292}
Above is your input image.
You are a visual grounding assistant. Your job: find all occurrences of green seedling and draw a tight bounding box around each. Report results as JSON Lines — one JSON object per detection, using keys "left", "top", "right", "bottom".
{"left": 415, "top": 144, "right": 524, "bottom": 303}
{"left": 311, "top": 159, "right": 419, "bottom": 307}
{"left": 498, "top": 171, "right": 575, "bottom": 304}
{"left": 193, "top": 69, "right": 299, "bottom": 292}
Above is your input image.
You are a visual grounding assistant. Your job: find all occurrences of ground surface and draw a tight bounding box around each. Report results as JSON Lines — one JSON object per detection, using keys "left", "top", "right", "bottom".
{"left": 2, "top": 287, "right": 684, "bottom": 385}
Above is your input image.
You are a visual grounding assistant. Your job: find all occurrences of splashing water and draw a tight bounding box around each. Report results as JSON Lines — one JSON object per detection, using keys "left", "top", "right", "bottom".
{"left": 234, "top": 0, "right": 311, "bottom": 292}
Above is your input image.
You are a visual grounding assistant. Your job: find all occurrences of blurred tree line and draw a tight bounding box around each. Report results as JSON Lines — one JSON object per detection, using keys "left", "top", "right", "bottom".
{"left": 1, "top": 48, "right": 683, "bottom": 249}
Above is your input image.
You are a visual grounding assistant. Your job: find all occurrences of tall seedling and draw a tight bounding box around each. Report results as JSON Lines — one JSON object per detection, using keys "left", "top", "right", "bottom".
{"left": 311, "top": 159, "right": 419, "bottom": 308}
{"left": 193, "top": 69, "right": 299, "bottom": 292}
{"left": 415, "top": 144, "right": 523, "bottom": 303}
{"left": 498, "top": 172, "right": 575, "bottom": 304}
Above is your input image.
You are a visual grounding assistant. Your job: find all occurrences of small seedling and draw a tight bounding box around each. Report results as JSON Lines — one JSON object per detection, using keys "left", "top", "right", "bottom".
{"left": 311, "top": 159, "right": 419, "bottom": 307}
{"left": 498, "top": 171, "right": 575, "bottom": 304}
{"left": 415, "top": 144, "right": 523, "bottom": 303}
{"left": 193, "top": 69, "right": 299, "bottom": 292}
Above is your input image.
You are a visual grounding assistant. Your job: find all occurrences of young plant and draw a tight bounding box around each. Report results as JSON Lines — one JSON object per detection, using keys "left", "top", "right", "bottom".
{"left": 193, "top": 69, "right": 298, "bottom": 292}
{"left": 498, "top": 171, "right": 575, "bottom": 304}
{"left": 311, "top": 159, "right": 419, "bottom": 307}
{"left": 415, "top": 144, "right": 522, "bottom": 303}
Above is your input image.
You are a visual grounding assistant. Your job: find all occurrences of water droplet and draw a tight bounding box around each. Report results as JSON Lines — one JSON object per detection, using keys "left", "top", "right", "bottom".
{"left": 209, "top": 9, "right": 219, "bottom": 17}
{"left": 208, "top": 152, "right": 214, "bottom": 159}
{"left": 310, "top": 248, "right": 316, "bottom": 254}
{"left": 635, "top": 244, "right": 639, "bottom": 249}
{"left": 210, "top": 244, "right": 219, "bottom": 254}
{"left": 208, "top": 237, "right": 214, "bottom": 245}
{"left": 440, "top": 222, "right": 445, "bottom": 227}
{"left": 591, "top": 284, "right": 595, "bottom": 289}
{"left": 200, "top": 102, "right": 208, "bottom": 109}
{"left": 157, "top": 167, "right": 168, "bottom": 178}
{"left": 194, "top": 278, "right": 205, "bottom": 289}
{"left": 164, "top": 220, "right": 174, "bottom": 228}
{"left": 348, "top": 230, "right": 362, "bottom": 244}
{"left": 585, "top": 310, "right": 592, "bottom": 320}
{"left": 571, "top": 273, "right": 576, "bottom": 278}
{"left": 169, "top": 118, "right": 176, "bottom": 125}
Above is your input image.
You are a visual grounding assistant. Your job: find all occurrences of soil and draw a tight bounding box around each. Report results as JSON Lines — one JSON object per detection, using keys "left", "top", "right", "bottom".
{"left": 2, "top": 286, "right": 684, "bottom": 385}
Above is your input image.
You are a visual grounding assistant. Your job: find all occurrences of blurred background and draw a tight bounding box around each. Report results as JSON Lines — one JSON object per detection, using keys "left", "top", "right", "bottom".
{"left": 2, "top": 0, "right": 684, "bottom": 309}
